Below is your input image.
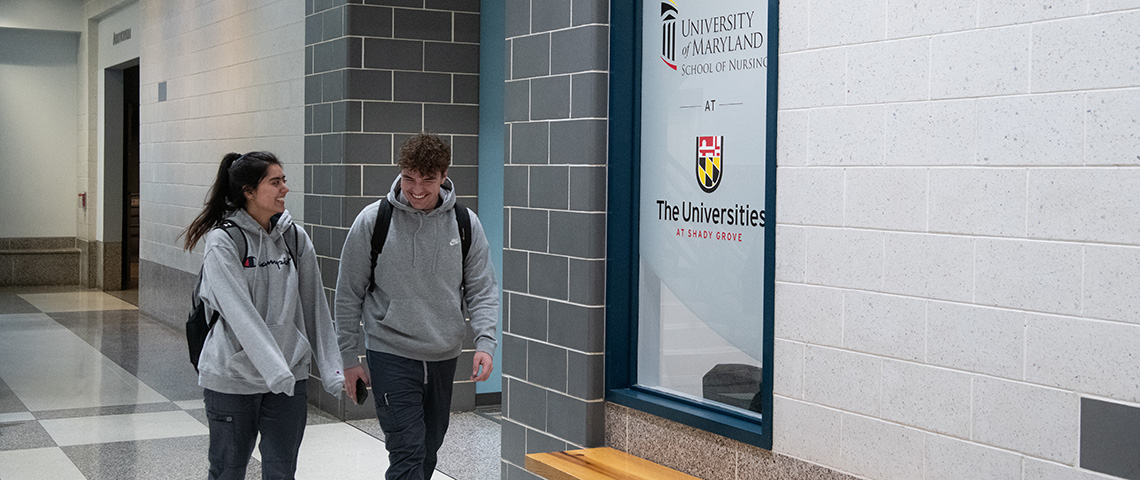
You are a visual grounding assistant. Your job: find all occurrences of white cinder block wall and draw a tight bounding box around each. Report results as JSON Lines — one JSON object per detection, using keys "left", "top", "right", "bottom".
{"left": 138, "top": 0, "right": 305, "bottom": 273}
{"left": 773, "top": 1, "right": 1140, "bottom": 479}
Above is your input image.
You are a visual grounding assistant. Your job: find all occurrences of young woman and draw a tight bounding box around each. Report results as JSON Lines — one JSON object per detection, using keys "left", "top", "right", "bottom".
{"left": 182, "top": 151, "right": 344, "bottom": 480}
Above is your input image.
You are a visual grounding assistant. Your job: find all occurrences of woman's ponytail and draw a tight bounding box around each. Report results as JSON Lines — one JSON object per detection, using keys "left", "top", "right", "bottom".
{"left": 181, "top": 153, "right": 242, "bottom": 251}
{"left": 181, "top": 151, "right": 281, "bottom": 251}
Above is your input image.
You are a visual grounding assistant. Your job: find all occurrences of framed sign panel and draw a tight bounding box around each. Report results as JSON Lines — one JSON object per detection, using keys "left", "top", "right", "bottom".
{"left": 606, "top": 0, "right": 778, "bottom": 448}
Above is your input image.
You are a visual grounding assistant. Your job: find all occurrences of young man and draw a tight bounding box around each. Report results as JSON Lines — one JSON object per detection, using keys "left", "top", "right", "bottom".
{"left": 335, "top": 134, "right": 499, "bottom": 480}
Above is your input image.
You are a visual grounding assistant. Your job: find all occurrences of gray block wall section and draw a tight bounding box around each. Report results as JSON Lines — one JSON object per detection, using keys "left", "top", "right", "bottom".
{"left": 304, "top": 0, "right": 481, "bottom": 420}
{"left": 501, "top": 1, "right": 610, "bottom": 478}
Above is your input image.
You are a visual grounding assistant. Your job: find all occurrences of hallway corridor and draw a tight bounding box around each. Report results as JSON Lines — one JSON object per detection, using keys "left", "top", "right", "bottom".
{"left": 0, "top": 287, "right": 500, "bottom": 480}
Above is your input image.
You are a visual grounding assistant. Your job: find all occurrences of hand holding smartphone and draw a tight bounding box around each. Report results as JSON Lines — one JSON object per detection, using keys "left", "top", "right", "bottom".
{"left": 354, "top": 377, "right": 368, "bottom": 405}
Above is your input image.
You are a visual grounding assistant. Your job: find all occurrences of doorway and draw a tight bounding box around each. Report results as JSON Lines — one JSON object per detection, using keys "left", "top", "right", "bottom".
{"left": 103, "top": 60, "right": 139, "bottom": 292}
{"left": 121, "top": 65, "right": 139, "bottom": 289}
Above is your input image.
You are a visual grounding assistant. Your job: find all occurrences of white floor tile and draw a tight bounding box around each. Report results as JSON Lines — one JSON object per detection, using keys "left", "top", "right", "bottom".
{"left": 0, "top": 313, "right": 168, "bottom": 411}
{"left": 0, "top": 447, "right": 87, "bottom": 480}
{"left": 174, "top": 399, "right": 205, "bottom": 410}
{"left": 253, "top": 423, "right": 454, "bottom": 480}
{"left": 0, "top": 412, "right": 35, "bottom": 423}
{"left": 39, "top": 410, "right": 208, "bottom": 446}
{"left": 18, "top": 291, "right": 138, "bottom": 313}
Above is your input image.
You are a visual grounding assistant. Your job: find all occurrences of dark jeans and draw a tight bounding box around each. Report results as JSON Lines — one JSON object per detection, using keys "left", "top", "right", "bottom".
{"left": 203, "top": 380, "right": 308, "bottom": 480}
{"left": 367, "top": 350, "right": 458, "bottom": 480}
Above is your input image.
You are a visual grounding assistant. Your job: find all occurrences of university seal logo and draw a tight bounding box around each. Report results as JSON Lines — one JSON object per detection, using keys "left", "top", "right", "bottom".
{"left": 660, "top": 1, "right": 678, "bottom": 70}
{"left": 696, "top": 136, "right": 723, "bottom": 193}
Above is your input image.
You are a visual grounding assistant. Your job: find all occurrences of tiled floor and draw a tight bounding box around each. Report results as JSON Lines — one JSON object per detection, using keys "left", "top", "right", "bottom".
{"left": 0, "top": 287, "right": 500, "bottom": 480}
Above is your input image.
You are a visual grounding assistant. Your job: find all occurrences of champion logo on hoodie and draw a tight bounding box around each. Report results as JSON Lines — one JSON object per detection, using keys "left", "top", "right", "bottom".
{"left": 243, "top": 256, "right": 256, "bottom": 268}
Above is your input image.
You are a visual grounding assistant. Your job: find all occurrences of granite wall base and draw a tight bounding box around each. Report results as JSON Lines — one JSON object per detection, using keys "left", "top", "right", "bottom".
{"left": 0, "top": 237, "right": 82, "bottom": 286}
{"left": 606, "top": 403, "right": 857, "bottom": 480}
{"left": 138, "top": 259, "right": 197, "bottom": 331}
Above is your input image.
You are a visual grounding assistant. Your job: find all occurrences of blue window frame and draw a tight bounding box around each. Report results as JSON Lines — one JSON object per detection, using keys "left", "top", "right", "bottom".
{"left": 604, "top": 0, "right": 778, "bottom": 449}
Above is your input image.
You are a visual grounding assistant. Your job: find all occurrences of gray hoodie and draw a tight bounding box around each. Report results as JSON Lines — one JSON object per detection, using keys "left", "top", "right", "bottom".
{"left": 198, "top": 209, "right": 345, "bottom": 397}
{"left": 335, "top": 175, "right": 499, "bottom": 368}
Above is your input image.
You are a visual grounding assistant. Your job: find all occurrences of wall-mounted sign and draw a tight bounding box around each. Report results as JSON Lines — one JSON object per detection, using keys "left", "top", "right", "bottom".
{"left": 113, "top": 28, "right": 131, "bottom": 45}
{"left": 637, "top": 0, "right": 774, "bottom": 415}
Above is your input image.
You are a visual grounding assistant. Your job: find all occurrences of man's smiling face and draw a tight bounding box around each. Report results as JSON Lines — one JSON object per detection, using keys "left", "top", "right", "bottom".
{"left": 400, "top": 168, "right": 446, "bottom": 211}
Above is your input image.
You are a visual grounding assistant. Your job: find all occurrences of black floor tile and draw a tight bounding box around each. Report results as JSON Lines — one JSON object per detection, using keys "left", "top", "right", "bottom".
{"left": 0, "top": 419, "right": 56, "bottom": 451}
{"left": 62, "top": 436, "right": 261, "bottom": 480}
{"left": 0, "top": 376, "right": 28, "bottom": 414}
{"left": 0, "top": 292, "right": 39, "bottom": 314}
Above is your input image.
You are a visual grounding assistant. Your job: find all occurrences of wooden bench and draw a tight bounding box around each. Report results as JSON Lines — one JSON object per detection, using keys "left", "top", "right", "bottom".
{"left": 525, "top": 447, "right": 699, "bottom": 480}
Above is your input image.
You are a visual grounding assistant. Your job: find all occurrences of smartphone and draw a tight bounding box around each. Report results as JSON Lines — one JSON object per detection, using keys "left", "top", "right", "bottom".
{"left": 354, "top": 377, "right": 368, "bottom": 405}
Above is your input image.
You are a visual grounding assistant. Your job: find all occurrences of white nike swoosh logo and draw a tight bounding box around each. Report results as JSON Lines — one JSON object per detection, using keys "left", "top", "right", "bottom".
{"left": 450, "top": 238, "right": 460, "bottom": 246}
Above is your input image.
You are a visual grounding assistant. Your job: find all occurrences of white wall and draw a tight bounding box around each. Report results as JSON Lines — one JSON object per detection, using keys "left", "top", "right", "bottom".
{"left": 137, "top": 0, "right": 306, "bottom": 273}
{"left": 0, "top": 0, "right": 83, "bottom": 31}
{"left": 95, "top": 1, "right": 139, "bottom": 243}
{"left": 773, "top": 2, "right": 1140, "bottom": 479}
{"left": 0, "top": 28, "right": 80, "bottom": 238}
{"left": 0, "top": 0, "right": 83, "bottom": 240}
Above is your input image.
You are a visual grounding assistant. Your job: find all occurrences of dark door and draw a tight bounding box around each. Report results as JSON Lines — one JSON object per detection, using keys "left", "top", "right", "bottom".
{"left": 122, "top": 65, "right": 140, "bottom": 289}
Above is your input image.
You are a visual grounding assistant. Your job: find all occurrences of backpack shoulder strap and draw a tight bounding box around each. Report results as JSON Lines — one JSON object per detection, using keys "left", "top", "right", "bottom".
{"left": 216, "top": 220, "right": 250, "bottom": 267}
{"left": 453, "top": 202, "right": 471, "bottom": 264}
{"left": 368, "top": 199, "right": 393, "bottom": 292}
{"left": 282, "top": 223, "right": 300, "bottom": 266}
{"left": 365, "top": 201, "right": 470, "bottom": 292}
{"left": 194, "top": 221, "right": 244, "bottom": 333}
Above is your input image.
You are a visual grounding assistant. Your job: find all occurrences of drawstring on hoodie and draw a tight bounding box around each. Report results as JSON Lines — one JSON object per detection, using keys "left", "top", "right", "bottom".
{"left": 413, "top": 215, "right": 424, "bottom": 267}
{"left": 393, "top": 176, "right": 453, "bottom": 274}
{"left": 252, "top": 228, "right": 265, "bottom": 300}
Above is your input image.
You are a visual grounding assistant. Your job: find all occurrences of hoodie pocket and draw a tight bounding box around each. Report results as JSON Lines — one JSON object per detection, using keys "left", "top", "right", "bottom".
{"left": 368, "top": 299, "right": 466, "bottom": 349}
{"left": 267, "top": 324, "right": 312, "bottom": 369}
{"left": 219, "top": 324, "right": 312, "bottom": 381}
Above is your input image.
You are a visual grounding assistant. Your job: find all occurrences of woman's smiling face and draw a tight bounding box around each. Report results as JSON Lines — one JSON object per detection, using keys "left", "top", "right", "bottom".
{"left": 245, "top": 163, "right": 288, "bottom": 219}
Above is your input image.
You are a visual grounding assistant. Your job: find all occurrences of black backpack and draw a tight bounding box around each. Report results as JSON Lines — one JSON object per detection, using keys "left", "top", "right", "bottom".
{"left": 186, "top": 220, "right": 299, "bottom": 372}
{"left": 367, "top": 198, "right": 471, "bottom": 292}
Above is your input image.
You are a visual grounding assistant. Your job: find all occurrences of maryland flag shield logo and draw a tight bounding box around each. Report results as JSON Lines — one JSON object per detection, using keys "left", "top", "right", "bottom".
{"left": 696, "top": 136, "right": 723, "bottom": 193}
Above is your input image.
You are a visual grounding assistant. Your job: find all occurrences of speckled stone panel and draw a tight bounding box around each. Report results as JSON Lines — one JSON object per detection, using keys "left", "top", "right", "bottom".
{"left": 12, "top": 252, "right": 80, "bottom": 286}
{"left": 0, "top": 257, "right": 12, "bottom": 286}
{"left": 5, "top": 237, "right": 74, "bottom": 249}
{"left": 99, "top": 241, "right": 122, "bottom": 290}
{"left": 0, "top": 238, "right": 81, "bottom": 286}
{"left": 604, "top": 402, "right": 628, "bottom": 452}
{"left": 79, "top": 239, "right": 96, "bottom": 287}
{"left": 606, "top": 403, "right": 857, "bottom": 480}
{"left": 624, "top": 405, "right": 737, "bottom": 479}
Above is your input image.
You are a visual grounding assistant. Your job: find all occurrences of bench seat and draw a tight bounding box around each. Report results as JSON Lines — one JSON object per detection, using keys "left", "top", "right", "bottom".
{"left": 525, "top": 447, "right": 699, "bottom": 480}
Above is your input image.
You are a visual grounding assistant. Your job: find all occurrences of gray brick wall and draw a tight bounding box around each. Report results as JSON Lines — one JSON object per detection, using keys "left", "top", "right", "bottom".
{"left": 305, "top": 0, "right": 481, "bottom": 419}
{"left": 501, "top": 1, "right": 609, "bottom": 477}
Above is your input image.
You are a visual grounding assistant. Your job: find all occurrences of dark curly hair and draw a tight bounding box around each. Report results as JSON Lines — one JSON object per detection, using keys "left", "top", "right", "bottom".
{"left": 398, "top": 133, "right": 451, "bottom": 177}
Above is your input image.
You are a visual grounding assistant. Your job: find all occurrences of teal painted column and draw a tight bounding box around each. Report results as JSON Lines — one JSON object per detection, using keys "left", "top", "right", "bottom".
{"left": 477, "top": 0, "right": 505, "bottom": 395}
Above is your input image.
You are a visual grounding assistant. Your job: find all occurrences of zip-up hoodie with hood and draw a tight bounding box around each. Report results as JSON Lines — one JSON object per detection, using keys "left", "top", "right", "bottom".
{"left": 198, "top": 208, "right": 344, "bottom": 397}
{"left": 334, "top": 175, "right": 499, "bottom": 369}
